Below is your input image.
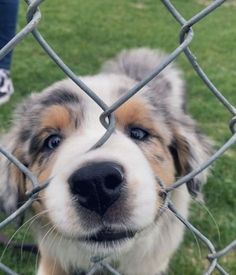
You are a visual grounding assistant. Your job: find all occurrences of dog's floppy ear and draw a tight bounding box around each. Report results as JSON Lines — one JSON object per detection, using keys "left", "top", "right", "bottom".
{"left": 169, "top": 120, "right": 211, "bottom": 197}
{"left": 0, "top": 97, "right": 34, "bottom": 215}
{"left": 101, "top": 47, "right": 186, "bottom": 111}
{"left": 0, "top": 134, "right": 26, "bottom": 214}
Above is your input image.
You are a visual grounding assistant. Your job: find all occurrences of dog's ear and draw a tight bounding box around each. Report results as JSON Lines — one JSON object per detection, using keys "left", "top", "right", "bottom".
{"left": 0, "top": 97, "right": 34, "bottom": 215}
{"left": 102, "top": 48, "right": 186, "bottom": 115}
{"left": 0, "top": 134, "right": 27, "bottom": 215}
{"left": 169, "top": 120, "right": 211, "bottom": 197}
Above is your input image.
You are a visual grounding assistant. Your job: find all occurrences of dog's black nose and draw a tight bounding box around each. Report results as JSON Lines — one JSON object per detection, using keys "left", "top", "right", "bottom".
{"left": 68, "top": 162, "right": 124, "bottom": 216}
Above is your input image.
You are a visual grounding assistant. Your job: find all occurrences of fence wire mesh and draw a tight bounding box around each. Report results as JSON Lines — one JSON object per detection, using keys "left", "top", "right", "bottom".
{"left": 0, "top": 0, "right": 236, "bottom": 274}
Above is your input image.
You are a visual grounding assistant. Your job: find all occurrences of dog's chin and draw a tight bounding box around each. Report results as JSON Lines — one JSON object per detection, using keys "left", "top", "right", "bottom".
{"left": 78, "top": 228, "right": 137, "bottom": 252}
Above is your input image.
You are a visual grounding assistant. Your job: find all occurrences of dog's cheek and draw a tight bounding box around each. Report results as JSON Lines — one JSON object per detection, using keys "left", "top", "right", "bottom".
{"left": 141, "top": 142, "right": 176, "bottom": 186}
{"left": 43, "top": 175, "right": 84, "bottom": 236}
{"left": 35, "top": 161, "right": 78, "bottom": 235}
{"left": 26, "top": 162, "right": 55, "bottom": 224}
{"left": 128, "top": 180, "right": 157, "bottom": 228}
{"left": 112, "top": 145, "right": 158, "bottom": 227}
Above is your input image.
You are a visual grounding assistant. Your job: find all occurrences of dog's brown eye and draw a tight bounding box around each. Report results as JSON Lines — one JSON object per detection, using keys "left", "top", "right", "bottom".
{"left": 44, "top": 134, "right": 62, "bottom": 150}
{"left": 129, "top": 127, "right": 149, "bottom": 141}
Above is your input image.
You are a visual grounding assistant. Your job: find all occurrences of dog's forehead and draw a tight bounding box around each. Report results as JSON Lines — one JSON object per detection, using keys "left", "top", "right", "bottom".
{"left": 37, "top": 74, "right": 146, "bottom": 124}
{"left": 17, "top": 73, "right": 171, "bottom": 143}
{"left": 77, "top": 74, "right": 137, "bottom": 105}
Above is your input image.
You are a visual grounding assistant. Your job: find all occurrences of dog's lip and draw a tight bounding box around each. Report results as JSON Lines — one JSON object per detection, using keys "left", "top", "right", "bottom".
{"left": 81, "top": 229, "right": 136, "bottom": 243}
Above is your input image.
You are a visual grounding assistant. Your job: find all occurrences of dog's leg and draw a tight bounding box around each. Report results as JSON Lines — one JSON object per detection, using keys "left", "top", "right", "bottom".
{"left": 37, "top": 255, "right": 67, "bottom": 275}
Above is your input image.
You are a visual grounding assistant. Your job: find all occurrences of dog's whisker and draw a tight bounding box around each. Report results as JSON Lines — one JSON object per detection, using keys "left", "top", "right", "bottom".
{"left": 20, "top": 210, "right": 50, "bottom": 260}
{"left": 34, "top": 224, "right": 57, "bottom": 273}
{"left": 0, "top": 210, "right": 49, "bottom": 262}
{"left": 50, "top": 231, "right": 60, "bottom": 275}
{"left": 192, "top": 199, "right": 221, "bottom": 243}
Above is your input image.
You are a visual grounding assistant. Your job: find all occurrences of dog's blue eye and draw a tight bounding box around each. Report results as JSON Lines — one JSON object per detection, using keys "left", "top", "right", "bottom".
{"left": 129, "top": 127, "right": 149, "bottom": 141}
{"left": 44, "top": 135, "right": 62, "bottom": 150}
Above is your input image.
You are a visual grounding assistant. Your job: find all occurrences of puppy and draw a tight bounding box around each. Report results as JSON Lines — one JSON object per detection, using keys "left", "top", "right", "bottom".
{"left": 0, "top": 48, "right": 211, "bottom": 275}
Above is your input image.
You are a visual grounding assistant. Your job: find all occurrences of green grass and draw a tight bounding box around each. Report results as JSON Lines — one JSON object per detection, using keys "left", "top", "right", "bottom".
{"left": 1, "top": 0, "right": 236, "bottom": 274}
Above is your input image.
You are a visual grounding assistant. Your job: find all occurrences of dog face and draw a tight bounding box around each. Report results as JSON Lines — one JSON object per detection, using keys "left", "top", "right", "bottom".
{"left": 0, "top": 49, "right": 211, "bottom": 268}
{"left": 1, "top": 76, "right": 174, "bottom": 245}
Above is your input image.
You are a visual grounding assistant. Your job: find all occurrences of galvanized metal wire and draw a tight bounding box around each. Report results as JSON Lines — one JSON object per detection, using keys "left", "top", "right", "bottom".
{"left": 0, "top": 0, "right": 236, "bottom": 274}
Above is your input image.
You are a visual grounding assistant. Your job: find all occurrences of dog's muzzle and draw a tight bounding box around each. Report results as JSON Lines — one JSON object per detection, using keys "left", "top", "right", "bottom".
{"left": 68, "top": 161, "right": 124, "bottom": 216}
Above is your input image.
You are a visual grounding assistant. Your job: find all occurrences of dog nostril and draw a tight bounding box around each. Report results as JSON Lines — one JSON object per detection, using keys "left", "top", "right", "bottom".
{"left": 104, "top": 171, "right": 123, "bottom": 191}
{"left": 74, "top": 181, "right": 90, "bottom": 197}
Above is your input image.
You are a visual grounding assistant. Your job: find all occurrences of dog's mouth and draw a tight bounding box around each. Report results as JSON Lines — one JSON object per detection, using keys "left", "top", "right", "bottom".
{"left": 81, "top": 229, "right": 136, "bottom": 243}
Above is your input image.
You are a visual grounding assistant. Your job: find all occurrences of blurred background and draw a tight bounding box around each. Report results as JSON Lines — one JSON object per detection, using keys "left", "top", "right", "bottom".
{"left": 0, "top": 0, "right": 236, "bottom": 274}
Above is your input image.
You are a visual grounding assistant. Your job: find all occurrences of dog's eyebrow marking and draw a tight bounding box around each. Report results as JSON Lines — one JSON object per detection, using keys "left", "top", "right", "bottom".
{"left": 41, "top": 105, "right": 72, "bottom": 130}
{"left": 40, "top": 90, "right": 80, "bottom": 107}
{"left": 115, "top": 98, "right": 164, "bottom": 141}
{"left": 116, "top": 98, "right": 153, "bottom": 126}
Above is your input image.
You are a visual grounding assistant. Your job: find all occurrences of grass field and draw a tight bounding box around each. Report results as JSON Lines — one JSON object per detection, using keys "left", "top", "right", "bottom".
{"left": 0, "top": 0, "right": 236, "bottom": 274}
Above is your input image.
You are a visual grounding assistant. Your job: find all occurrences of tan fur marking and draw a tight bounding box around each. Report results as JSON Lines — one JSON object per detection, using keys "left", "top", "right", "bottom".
{"left": 25, "top": 157, "right": 55, "bottom": 224}
{"left": 115, "top": 98, "right": 156, "bottom": 130}
{"left": 10, "top": 147, "right": 27, "bottom": 204}
{"left": 41, "top": 105, "right": 71, "bottom": 130}
{"left": 146, "top": 142, "right": 175, "bottom": 185}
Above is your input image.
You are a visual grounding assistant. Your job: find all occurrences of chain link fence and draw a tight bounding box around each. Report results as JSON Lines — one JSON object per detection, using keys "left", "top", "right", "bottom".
{"left": 0, "top": 0, "right": 236, "bottom": 274}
